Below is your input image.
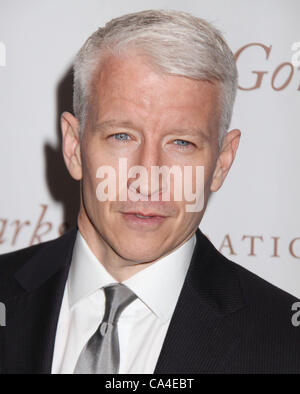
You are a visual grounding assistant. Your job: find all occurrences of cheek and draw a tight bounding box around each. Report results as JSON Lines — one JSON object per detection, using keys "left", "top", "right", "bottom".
{"left": 201, "top": 147, "right": 218, "bottom": 182}
{"left": 81, "top": 151, "right": 105, "bottom": 206}
{"left": 81, "top": 154, "right": 97, "bottom": 190}
{"left": 81, "top": 141, "right": 111, "bottom": 182}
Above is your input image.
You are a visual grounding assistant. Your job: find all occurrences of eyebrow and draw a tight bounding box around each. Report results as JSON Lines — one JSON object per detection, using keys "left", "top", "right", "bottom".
{"left": 167, "top": 127, "right": 210, "bottom": 141}
{"left": 95, "top": 120, "right": 210, "bottom": 141}
{"left": 95, "top": 120, "right": 141, "bottom": 133}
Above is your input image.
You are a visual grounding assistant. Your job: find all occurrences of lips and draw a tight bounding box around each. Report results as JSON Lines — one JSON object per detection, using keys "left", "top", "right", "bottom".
{"left": 123, "top": 211, "right": 166, "bottom": 218}
{"left": 121, "top": 211, "right": 166, "bottom": 228}
{"left": 136, "top": 214, "right": 153, "bottom": 219}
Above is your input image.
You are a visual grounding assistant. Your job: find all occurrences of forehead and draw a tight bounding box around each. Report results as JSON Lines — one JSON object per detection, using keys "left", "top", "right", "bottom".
{"left": 89, "top": 53, "right": 221, "bottom": 133}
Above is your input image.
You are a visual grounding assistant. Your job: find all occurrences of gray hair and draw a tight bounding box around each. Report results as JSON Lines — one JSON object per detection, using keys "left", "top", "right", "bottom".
{"left": 73, "top": 9, "right": 238, "bottom": 145}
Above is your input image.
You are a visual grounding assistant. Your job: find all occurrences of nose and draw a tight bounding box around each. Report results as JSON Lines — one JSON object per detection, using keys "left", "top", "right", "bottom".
{"left": 127, "top": 140, "right": 164, "bottom": 199}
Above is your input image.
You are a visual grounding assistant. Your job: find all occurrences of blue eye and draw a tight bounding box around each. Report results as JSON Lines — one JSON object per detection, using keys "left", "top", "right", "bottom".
{"left": 174, "top": 139, "right": 191, "bottom": 146}
{"left": 113, "top": 133, "right": 130, "bottom": 141}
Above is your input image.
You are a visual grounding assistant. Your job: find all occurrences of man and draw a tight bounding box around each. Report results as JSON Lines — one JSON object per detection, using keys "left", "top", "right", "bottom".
{"left": 0, "top": 9, "right": 299, "bottom": 374}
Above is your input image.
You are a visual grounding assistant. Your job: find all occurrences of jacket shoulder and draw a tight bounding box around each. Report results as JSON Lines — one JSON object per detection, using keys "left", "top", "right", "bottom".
{"left": 0, "top": 240, "right": 52, "bottom": 277}
{"left": 0, "top": 229, "right": 76, "bottom": 278}
{"left": 228, "top": 256, "right": 299, "bottom": 305}
{"left": 201, "top": 231, "right": 299, "bottom": 305}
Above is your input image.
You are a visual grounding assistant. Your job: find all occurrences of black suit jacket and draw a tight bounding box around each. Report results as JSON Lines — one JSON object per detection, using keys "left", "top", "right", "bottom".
{"left": 0, "top": 227, "right": 300, "bottom": 374}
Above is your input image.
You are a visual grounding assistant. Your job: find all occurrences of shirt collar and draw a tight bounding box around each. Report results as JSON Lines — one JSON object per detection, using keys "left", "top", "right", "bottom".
{"left": 123, "top": 234, "right": 196, "bottom": 322}
{"left": 68, "top": 232, "right": 117, "bottom": 308}
{"left": 69, "top": 230, "right": 196, "bottom": 323}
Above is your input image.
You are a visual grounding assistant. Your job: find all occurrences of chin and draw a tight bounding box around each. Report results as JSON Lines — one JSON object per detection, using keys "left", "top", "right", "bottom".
{"left": 114, "top": 243, "right": 164, "bottom": 264}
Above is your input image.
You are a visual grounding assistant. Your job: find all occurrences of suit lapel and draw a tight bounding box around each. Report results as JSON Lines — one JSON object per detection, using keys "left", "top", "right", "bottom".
{"left": 154, "top": 229, "right": 245, "bottom": 373}
{"left": 1, "top": 228, "right": 77, "bottom": 374}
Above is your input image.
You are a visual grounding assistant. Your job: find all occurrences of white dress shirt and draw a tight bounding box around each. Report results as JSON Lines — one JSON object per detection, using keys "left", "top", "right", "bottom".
{"left": 51, "top": 230, "right": 196, "bottom": 374}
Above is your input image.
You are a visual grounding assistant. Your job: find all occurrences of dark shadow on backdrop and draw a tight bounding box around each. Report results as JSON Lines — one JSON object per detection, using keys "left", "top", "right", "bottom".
{"left": 44, "top": 66, "right": 80, "bottom": 232}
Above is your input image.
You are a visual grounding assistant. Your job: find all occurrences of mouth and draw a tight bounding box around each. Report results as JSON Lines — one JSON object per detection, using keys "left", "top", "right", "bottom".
{"left": 121, "top": 211, "right": 167, "bottom": 228}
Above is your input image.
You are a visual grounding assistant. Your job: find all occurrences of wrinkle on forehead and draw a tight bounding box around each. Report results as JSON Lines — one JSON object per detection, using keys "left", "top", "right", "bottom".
{"left": 86, "top": 53, "right": 221, "bottom": 141}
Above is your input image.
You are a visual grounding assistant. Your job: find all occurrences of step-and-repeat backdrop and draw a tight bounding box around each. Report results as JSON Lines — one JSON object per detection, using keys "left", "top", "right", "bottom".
{"left": 1, "top": 0, "right": 299, "bottom": 297}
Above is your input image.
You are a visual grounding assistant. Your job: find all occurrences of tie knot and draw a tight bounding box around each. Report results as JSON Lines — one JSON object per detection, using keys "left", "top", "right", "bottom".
{"left": 102, "top": 284, "right": 137, "bottom": 326}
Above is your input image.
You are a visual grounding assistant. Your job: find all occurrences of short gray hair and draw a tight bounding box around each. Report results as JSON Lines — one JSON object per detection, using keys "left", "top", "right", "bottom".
{"left": 73, "top": 9, "right": 238, "bottom": 145}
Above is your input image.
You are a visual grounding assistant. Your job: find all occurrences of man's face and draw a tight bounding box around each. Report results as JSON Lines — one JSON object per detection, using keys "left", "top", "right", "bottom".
{"left": 63, "top": 53, "right": 239, "bottom": 265}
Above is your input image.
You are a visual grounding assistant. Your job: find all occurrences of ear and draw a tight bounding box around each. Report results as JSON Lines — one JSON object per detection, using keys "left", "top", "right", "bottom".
{"left": 61, "top": 111, "right": 82, "bottom": 181}
{"left": 210, "top": 128, "right": 241, "bottom": 192}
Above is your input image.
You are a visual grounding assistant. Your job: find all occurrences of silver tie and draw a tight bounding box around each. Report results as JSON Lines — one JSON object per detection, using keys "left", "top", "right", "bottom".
{"left": 74, "top": 283, "right": 137, "bottom": 374}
